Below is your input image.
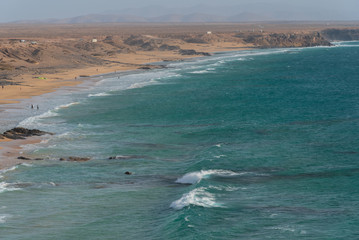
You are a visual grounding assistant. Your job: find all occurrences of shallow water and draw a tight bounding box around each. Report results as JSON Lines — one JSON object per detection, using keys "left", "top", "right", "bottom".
{"left": 1, "top": 42, "right": 359, "bottom": 239}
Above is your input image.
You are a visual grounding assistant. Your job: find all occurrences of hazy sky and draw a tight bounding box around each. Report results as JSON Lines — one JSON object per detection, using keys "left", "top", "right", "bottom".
{"left": 2, "top": 0, "right": 359, "bottom": 22}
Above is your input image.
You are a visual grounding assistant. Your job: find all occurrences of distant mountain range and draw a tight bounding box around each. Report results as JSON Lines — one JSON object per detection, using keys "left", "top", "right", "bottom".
{"left": 12, "top": 4, "right": 356, "bottom": 24}
{"left": 31, "top": 13, "right": 273, "bottom": 24}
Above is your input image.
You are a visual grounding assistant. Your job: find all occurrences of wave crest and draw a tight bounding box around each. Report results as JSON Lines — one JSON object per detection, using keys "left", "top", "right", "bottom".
{"left": 88, "top": 92, "right": 110, "bottom": 97}
{"left": 175, "top": 169, "right": 239, "bottom": 185}
{"left": 0, "top": 182, "right": 21, "bottom": 193}
{"left": 170, "top": 187, "right": 221, "bottom": 210}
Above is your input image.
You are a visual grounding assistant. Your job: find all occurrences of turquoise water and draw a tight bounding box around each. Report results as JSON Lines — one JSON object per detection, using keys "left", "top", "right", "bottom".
{"left": 1, "top": 42, "right": 359, "bottom": 239}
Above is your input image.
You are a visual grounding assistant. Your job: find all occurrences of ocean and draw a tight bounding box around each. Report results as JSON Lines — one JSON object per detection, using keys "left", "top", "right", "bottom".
{"left": 1, "top": 41, "right": 359, "bottom": 239}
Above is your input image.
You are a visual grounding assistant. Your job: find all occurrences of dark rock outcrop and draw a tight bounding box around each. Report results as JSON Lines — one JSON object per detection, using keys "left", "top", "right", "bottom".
{"left": 125, "top": 171, "right": 132, "bottom": 175}
{"left": 236, "top": 32, "right": 331, "bottom": 48}
{"left": 59, "top": 157, "right": 91, "bottom": 162}
{"left": 16, "top": 156, "right": 90, "bottom": 162}
{"left": 17, "top": 156, "right": 43, "bottom": 161}
{"left": 184, "top": 37, "right": 208, "bottom": 44}
{"left": 124, "top": 35, "right": 145, "bottom": 46}
{"left": 108, "top": 155, "right": 147, "bottom": 160}
{"left": 1, "top": 127, "right": 52, "bottom": 140}
{"left": 138, "top": 66, "right": 152, "bottom": 70}
{"left": 159, "top": 44, "right": 180, "bottom": 51}
{"left": 17, "top": 156, "right": 31, "bottom": 160}
{"left": 179, "top": 49, "right": 211, "bottom": 56}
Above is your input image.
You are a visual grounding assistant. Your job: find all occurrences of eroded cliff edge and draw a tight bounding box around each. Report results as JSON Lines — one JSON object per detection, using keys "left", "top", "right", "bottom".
{"left": 236, "top": 31, "right": 331, "bottom": 48}
{"left": 321, "top": 29, "right": 359, "bottom": 41}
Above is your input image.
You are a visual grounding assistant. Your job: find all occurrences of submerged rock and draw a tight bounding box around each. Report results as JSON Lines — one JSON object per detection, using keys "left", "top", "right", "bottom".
{"left": 17, "top": 156, "right": 43, "bottom": 161}
{"left": 59, "top": 157, "right": 91, "bottom": 162}
{"left": 125, "top": 171, "right": 132, "bottom": 175}
{"left": 108, "top": 155, "right": 147, "bottom": 160}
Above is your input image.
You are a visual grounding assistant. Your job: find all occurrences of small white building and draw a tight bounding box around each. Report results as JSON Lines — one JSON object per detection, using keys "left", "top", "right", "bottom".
{"left": 91, "top": 39, "right": 98, "bottom": 43}
{"left": 207, "top": 31, "right": 212, "bottom": 35}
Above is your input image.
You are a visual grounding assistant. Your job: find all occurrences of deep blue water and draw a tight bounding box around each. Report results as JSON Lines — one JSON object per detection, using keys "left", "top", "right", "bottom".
{"left": 1, "top": 42, "right": 359, "bottom": 239}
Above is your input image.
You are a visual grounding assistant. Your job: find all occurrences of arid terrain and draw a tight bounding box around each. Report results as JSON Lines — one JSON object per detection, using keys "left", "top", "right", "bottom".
{"left": 0, "top": 22, "right": 359, "bottom": 104}
{"left": 1, "top": 23, "right": 359, "bottom": 101}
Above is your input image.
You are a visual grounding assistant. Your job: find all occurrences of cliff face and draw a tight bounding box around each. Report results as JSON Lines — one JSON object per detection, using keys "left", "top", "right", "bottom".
{"left": 237, "top": 32, "right": 331, "bottom": 48}
{"left": 321, "top": 29, "right": 359, "bottom": 41}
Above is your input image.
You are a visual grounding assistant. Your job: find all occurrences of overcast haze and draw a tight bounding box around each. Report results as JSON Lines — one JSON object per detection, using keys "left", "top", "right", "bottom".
{"left": 2, "top": 0, "right": 359, "bottom": 23}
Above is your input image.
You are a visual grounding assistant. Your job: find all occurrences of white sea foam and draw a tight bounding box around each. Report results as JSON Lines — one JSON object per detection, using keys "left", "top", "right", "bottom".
{"left": 55, "top": 102, "right": 80, "bottom": 110}
{"left": 0, "top": 166, "right": 19, "bottom": 181}
{"left": 268, "top": 226, "right": 296, "bottom": 233}
{"left": 175, "top": 169, "right": 240, "bottom": 185}
{"left": 88, "top": 92, "right": 111, "bottom": 97}
{"left": 190, "top": 70, "right": 210, "bottom": 74}
{"left": 20, "top": 141, "right": 45, "bottom": 152}
{"left": 208, "top": 185, "right": 240, "bottom": 192}
{"left": 127, "top": 79, "right": 158, "bottom": 89}
{"left": 19, "top": 101, "right": 82, "bottom": 128}
{"left": 19, "top": 110, "right": 59, "bottom": 128}
{"left": 166, "top": 73, "right": 182, "bottom": 78}
{"left": 0, "top": 214, "right": 11, "bottom": 224}
{"left": 333, "top": 44, "right": 359, "bottom": 47}
{"left": 0, "top": 165, "right": 19, "bottom": 176}
{"left": 0, "top": 182, "right": 20, "bottom": 193}
{"left": 40, "top": 138, "right": 50, "bottom": 144}
{"left": 170, "top": 187, "right": 222, "bottom": 210}
{"left": 20, "top": 163, "right": 33, "bottom": 167}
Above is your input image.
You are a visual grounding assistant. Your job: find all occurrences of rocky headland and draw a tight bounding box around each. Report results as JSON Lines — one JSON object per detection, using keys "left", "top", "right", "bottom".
{"left": 321, "top": 28, "right": 359, "bottom": 41}
{"left": 236, "top": 32, "right": 331, "bottom": 48}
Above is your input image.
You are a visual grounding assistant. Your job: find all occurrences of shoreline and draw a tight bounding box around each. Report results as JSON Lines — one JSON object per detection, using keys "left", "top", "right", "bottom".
{"left": 0, "top": 41, "right": 347, "bottom": 169}
{"left": 0, "top": 23, "right": 358, "bottom": 169}
{"left": 0, "top": 43, "right": 335, "bottom": 169}
{"left": 0, "top": 48, "right": 249, "bottom": 169}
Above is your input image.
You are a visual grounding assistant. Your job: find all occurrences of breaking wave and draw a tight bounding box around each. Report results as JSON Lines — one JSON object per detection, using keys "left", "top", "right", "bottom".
{"left": 88, "top": 92, "right": 111, "bottom": 97}
{"left": 170, "top": 187, "right": 222, "bottom": 210}
{"left": 175, "top": 169, "right": 240, "bottom": 185}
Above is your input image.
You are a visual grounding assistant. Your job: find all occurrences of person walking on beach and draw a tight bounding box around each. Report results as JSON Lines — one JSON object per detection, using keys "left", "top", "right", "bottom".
{"left": 37, "top": 105, "right": 39, "bottom": 110}
{"left": 31, "top": 104, "right": 34, "bottom": 109}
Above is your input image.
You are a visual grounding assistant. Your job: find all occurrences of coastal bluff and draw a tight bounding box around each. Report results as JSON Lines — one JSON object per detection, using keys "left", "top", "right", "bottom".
{"left": 237, "top": 32, "right": 331, "bottom": 48}
{"left": 321, "top": 29, "right": 359, "bottom": 41}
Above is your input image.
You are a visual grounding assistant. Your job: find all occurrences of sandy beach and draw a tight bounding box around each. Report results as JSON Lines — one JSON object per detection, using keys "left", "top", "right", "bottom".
{"left": 1, "top": 22, "right": 359, "bottom": 169}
